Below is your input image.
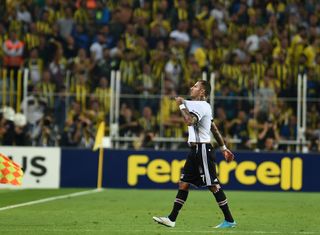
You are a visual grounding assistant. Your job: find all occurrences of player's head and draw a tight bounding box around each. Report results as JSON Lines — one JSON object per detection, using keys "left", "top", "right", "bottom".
{"left": 190, "top": 80, "right": 211, "bottom": 100}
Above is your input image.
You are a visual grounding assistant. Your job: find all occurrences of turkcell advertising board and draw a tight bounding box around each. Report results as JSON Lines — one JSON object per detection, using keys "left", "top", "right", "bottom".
{"left": 60, "top": 149, "right": 320, "bottom": 191}
{"left": 0, "top": 147, "right": 61, "bottom": 189}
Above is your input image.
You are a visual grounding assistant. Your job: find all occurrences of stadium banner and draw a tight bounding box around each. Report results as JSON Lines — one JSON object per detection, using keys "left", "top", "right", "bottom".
{"left": 60, "top": 149, "right": 320, "bottom": 192}
{"left": 0, "top": 147, "right": 61, "bottom": 189}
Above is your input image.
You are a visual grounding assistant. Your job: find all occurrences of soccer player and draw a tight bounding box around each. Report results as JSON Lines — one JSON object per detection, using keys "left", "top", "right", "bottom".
{"left": 153, "top": 80, "right": 237, "bottom": 229}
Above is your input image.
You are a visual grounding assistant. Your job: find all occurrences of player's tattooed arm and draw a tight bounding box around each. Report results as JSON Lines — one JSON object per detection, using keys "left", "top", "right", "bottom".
{"left": 180, "top": 108, "right": 198, "bottom": 126}
{"left": 211, "top": 121, "right": 225, "bottom": 146}
{"left": 211, "top": 121, "right": 235, "bottom": 162}
{"left": 175, "top": 97, "right": 198, "bottom": 126}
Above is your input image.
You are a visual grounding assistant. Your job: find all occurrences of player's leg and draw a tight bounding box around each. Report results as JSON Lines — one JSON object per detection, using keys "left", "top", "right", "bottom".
{"left": 201, "top": 144, "right": 236, "bottom": 228}
{"left": 168, "top": 181, "right": 189, "bottom": 222}
{"left": 152, "top": 182, "right": 189, "bottom": 227}
{"left": 153, "top": 149, "right": 197, "bottom": 227}
{"left": 208, "top": 184, "right": 236, "bottom": 228}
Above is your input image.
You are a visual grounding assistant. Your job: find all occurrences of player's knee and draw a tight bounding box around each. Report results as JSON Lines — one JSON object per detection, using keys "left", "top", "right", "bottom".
{"left": 179, "top": 182, "right": 190, "bottom": 191}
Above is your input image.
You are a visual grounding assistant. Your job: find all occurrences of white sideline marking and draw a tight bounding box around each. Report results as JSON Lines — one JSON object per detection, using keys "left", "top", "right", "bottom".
{"left": 0, "top": 188, "right": 102, "bottom": 211}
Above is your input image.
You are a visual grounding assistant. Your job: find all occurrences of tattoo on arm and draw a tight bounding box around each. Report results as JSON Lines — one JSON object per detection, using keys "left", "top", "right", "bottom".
{"left": 211, "top": 121, "right": 225, "bottom": 146}
{"left": 180, "top": 108, "right": 198, "bottom": 126}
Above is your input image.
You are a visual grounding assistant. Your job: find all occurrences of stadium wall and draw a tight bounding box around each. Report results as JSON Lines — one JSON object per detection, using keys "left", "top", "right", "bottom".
{"left": 0, "top": 147, "right": 319, "bottom": 191}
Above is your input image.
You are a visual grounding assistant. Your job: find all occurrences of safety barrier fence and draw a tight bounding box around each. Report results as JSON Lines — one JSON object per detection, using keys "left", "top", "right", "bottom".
{"left": 0, "top": 69, "right": 319, "bottom": 152}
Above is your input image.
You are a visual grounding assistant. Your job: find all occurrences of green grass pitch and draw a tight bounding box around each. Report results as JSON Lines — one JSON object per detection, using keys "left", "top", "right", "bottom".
{"left": 0, "top": 188, "right": 320, "bottom": 235}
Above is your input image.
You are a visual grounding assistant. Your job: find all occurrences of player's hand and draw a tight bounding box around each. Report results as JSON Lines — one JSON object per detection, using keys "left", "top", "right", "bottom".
{"left": 175, "top": 96, "right": 184, "bottom": 105}
{"left": 222, "top": 149, "right": 235, "bottom": 162}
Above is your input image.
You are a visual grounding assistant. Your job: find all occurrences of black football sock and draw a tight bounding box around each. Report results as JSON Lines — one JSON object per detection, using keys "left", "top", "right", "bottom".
{"left": 212, "top": 189, "right": 234, "bottom": 222}
{"left": 168, "top": 189, "right": 189, "bottom": 222}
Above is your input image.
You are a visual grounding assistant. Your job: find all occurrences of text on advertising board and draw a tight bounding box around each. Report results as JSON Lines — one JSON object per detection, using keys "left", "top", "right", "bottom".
{"left": 127, "top": 155, "right": 302, "bottom": 190}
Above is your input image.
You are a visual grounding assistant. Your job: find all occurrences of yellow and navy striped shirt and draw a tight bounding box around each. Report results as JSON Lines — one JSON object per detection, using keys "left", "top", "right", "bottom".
{"left": 207, "top": 48, "right": 224, "bottom": 69}
{"left": 75, "top": 84, "right": 89, "bottom": 111}
{"left": 220, "top": 64, "right": 241, "bottom": 79}
{"left": 94, "top": 87, "right": 111, "bottom": 114}
{"left": 37, "top": 82, "right": 56, "bottom": 108}
{"left": 74, "top": 8, "right": 89, "bottom": 25}
{"left": 150, "top": 49, "right": 166, "bottom": 80}
{"left": 119, "top": 59, "right": 140, "bottom": 87}
{"left": 70, "top": 77, "right": 89, "bottom": 111}
{"left": 24, "top": 33, "right": 40, "bottom": 51}
{"left": 9, "top": 20, "right": 22, "bottom": 37}
{"left": 272, "top": 62, "right": 288, "bottom": 90}
{"left": 36, "top": 21, "right": 52, "bottom": 35}
{"left": 133, "top": 7, "right": 151, "bottom": 21}
{"left": 0, "top": 33, "right": 8, "bottom": 60}
{"left": 250, "top": 62, "right": 266, "bottom": 83}
{"left": 176, "top": 7, "right": 188, "bottom": 21}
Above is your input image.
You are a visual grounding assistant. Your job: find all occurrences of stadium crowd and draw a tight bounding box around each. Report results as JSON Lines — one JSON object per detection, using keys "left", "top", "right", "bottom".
{"left": 0, "top": 0, "right": 319, "bottom": 152}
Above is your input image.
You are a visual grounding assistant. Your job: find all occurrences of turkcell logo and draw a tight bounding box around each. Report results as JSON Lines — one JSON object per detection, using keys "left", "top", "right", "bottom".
{"left": 127, "top": 155, "right": 303, "bottom": 191}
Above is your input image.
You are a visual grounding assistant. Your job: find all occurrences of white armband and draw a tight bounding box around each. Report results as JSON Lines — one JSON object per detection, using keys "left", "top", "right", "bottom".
{"left": 179, "top": 104, "right": 186, "bottom": 110}
{"left": 220, "top": 145, "right": 227, "bottom": 151}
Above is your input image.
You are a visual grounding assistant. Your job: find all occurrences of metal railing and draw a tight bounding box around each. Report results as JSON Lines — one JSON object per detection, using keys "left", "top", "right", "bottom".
{"left": 0, "top": 68, "right": 318, "bottom": 152}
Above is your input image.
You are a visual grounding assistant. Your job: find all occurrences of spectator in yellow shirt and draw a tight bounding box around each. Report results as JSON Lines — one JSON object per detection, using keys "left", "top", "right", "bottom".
{"left": 303, "top": 36, "right": 318, "bottom": 68}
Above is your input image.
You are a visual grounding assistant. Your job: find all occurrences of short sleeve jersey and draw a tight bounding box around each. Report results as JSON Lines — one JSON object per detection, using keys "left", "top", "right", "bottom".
{"left": 185, "top": 100, "right": 213, "bottom": 143}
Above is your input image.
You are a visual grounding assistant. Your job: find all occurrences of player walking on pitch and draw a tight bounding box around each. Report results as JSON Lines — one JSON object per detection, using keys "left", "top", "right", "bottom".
{"left": 153, "top": 80, "right": 237, "bottom": 228}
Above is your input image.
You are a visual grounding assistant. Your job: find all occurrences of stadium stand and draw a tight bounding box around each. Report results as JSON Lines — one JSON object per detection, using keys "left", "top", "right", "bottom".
{"left": 0, "top": 0, "right": 319, "bottom": 152}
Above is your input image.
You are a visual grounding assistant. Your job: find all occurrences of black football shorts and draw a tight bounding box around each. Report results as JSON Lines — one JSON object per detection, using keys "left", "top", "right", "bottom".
{"left": 180, "top": 143, "right": 219, "bottom": 187}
